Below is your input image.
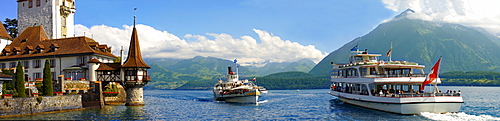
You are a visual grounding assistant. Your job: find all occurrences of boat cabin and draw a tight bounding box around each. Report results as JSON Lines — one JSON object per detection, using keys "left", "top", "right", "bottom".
{"left": 332, "top": 53, "right": 426, "bottom": 78}
{"left": 329, "top": 52, "right": 452, "bottom": 97}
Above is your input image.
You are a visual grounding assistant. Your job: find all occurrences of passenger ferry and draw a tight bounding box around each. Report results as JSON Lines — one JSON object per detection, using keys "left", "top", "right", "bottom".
{"left": 329, "top": 49, "right": 463, "bottom": 114}
{"left": 213, "top": 66, "right": 261, "bottom": 103}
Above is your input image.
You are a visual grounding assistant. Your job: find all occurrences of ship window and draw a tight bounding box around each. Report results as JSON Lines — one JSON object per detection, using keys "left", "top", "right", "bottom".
{"left": 355, "top": 56, "right": 362, "bottom": 61}
{"left": 361, "top": 68, "right": 367, "bottom": 76}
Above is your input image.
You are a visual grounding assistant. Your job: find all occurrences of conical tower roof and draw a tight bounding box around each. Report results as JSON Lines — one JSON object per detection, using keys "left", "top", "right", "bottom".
{"left": 122, "top": 27, "right": 150, "bottom": 68}
{"left": 0, "top": 22, "right": 12, "bottom": 40}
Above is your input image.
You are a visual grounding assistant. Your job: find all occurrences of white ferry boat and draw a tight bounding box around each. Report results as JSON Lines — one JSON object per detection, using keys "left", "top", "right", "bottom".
{"left": 213, "top": 66, "right": 261, "bottom": 103}
{"left": 329, "top": 49, "right": 463, "bottom": 114}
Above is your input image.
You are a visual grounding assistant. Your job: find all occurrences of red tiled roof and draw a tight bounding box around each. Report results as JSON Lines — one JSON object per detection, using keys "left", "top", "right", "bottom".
{"left": 122, "top": 27, "right": 150, "bottom": 68}
{"left": 0, "top": 73, "right": 11, "bottom": 78}
{"left": 88, "top": 58, "right": 101, "bottom": 63}
{"left": 0, "top": 26, "right": 117, "bottom": 60}
{"left": 0, "top": 22, "right": 12, "bottom": 40}
{"left": 96, "top": 63, "right": 121, "bottom": 71}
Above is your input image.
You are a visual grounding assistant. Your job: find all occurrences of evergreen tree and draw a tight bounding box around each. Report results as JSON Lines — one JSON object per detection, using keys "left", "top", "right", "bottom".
{"left": 1, "top": 69, "right": 14, "bottom": 94}
{"left": 3, "top": 18, "right": 18, "bottom": 38}
{"left": 42, "top": 59, "right": 53, "bottom": 96}
{"left": 15, "top": 61, "right": 26, "bottom": 97}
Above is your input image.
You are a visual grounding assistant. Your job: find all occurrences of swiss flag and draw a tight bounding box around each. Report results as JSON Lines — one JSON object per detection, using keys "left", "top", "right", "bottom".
{"left": 420, "top": 57, "right": 441, "bottom": 90}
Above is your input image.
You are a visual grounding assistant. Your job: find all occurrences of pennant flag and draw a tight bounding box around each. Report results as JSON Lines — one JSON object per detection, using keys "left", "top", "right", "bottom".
{"left": 386, "top": 48, "right": 392, "bottom": 57}
{"left": 420, "top": 57, "right": 441, "bottom": 90}
{"left": 252, "top": 78, "right": 256, "bottom": 81}
{"left": 350, "top": 44, "right": 358, "bottom": 51}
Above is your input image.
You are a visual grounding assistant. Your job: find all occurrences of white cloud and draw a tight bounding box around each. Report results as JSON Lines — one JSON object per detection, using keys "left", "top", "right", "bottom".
{"left": 381, "top": 0, "right": 500, "bottom": 36}
{"left": 75, "top": 24, "right": 327, "bottom": 66}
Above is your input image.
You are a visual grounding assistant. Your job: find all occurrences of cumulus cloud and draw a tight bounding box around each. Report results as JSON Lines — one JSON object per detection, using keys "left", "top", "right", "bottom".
{"left": 75, "top": 24, "right": 327, "bottom": 66}
{"left": 381, "top": 0, "right": 500, "bottom": 36}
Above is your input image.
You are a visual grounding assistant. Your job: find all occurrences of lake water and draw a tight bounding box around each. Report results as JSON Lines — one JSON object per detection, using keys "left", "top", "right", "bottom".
{"left": 2, "top": 86, "right": 500, "bottom": 120}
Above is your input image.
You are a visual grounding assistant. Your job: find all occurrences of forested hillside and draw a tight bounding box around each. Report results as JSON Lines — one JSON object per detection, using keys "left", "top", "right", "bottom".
{"left": 440, "top": 71, "right": 500, "bottom": 86}
{"left": 257, "top": 71, "right": 329, "bottom": 90}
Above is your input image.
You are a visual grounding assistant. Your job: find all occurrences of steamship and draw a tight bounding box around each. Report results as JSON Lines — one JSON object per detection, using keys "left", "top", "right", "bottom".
{"left": 329, "top": 48, "right": 463, "bottom": 114}
{"left": 213, "top": 66, "right": 261, "bottom": 103}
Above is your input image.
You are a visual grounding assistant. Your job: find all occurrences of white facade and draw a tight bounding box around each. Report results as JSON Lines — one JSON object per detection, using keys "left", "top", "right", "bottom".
{"left": 0, "top": 54, "right": 115, "bottom": 82}
{"left": 18, "top": 0, "right": 76, "bottom": 39}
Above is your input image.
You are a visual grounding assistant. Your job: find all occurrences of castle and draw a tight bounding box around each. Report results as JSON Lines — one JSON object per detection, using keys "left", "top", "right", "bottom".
{"left": 0, "top": 0, "right": 150, "bottom": 106}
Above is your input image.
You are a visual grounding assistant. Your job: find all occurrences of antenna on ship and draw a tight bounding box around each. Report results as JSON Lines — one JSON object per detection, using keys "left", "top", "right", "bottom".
{"left": 233, "top": 59, "right": 238, "bottom": 77}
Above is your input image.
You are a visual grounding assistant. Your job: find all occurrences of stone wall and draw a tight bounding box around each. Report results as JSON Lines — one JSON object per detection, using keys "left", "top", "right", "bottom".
{"left": 0, "top": 95, "right": 82, "bottom": 116}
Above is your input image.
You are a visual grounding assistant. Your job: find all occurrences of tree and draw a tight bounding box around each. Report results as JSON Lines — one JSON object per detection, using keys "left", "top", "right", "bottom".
{"left": 3, "top": 18, "right": 18, "bottom": 38}
{"left": 1, "top": 69, "right": 14, "bottom": 95}
{"left": 42, "top": 59, "right": 53, "bottom": 96}
{"left": 15, "top": 61, "right": 26, "bottom": 97}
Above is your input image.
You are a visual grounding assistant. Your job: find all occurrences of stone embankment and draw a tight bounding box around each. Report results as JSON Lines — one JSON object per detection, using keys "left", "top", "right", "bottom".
{"left": 0, "top": 95, "right": 82, "bottom": 117}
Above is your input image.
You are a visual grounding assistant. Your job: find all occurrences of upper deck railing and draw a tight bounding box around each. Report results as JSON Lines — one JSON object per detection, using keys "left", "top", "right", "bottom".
{"left": 331, "top": 74, "right": 426, "bottom": 78}
{"left": 330, "top": 88, "right": 461, "bottom": 98}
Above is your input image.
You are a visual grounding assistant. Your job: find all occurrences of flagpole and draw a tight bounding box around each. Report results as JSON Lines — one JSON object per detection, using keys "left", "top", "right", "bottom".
{"left": 389, "top": 40, "right": 393, "bottom": 61}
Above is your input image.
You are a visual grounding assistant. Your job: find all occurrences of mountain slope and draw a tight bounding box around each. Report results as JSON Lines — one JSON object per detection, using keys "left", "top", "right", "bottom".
{"left": 165, "top": 56, "right": 258, "bottom": 77}
{"left": 310, "top": 14, "right": 500, "bottom": 76}
{"left": 248, "top": 59, "right": 316, "bottom": 76}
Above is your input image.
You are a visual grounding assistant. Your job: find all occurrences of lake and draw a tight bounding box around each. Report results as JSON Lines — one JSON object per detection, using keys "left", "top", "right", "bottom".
{"left": 2, "top": 86, "right": 499, "bottom": 120}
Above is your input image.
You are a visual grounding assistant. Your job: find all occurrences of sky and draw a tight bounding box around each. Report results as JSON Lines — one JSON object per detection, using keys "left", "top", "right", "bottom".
{"left": 1, "top": 0, "right": 500, "bottom": 66}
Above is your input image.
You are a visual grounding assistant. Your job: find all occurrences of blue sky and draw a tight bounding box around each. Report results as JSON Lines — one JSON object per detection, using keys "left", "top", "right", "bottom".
{"left": 0, "top": 0, "right": 395, "bottom": 51}
{"left": 2, "top": 0, "right": 499, "bottom": 66}
{"left": 73, "top": 0, "right": 394, "bottom": 52}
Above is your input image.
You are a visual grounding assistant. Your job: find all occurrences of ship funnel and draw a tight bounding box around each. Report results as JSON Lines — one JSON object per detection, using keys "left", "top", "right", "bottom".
{"left": 228, "top": 67, "right": 232, "bottom": 74}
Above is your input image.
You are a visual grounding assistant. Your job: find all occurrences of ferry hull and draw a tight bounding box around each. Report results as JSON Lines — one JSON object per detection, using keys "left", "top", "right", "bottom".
{"left": 215, "top": 95, "right": 260, "bottom": 103}
{"left": 331, "top": 92, "right": 462, "bottom": 114}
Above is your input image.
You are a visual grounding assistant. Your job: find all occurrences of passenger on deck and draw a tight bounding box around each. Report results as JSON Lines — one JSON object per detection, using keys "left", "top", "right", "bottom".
{"left": 398, "top": 90, "right": 403, "bottom": 95}
{"left": 379, "top": 90, "right": 383, "bottom": 95}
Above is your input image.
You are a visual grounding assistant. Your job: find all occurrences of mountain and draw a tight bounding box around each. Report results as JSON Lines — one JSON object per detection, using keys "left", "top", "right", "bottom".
{"left": 145, "top": 56, "right": 258, "bottom": 89}
{"left": 310, "top": 10, "right": 500, "bottom": 76}
{"left": 248, "top": 59, "right": 316, "bottom": 76}
{"left": 145, "top": 56, "right": 318, "bottom": 89}
{"left": 165, "top": 56, "right": 258, "bottom": 77}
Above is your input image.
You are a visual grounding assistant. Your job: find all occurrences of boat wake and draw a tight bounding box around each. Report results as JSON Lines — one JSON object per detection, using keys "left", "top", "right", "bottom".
{"left": 193, "top": 98, "right": 213, "bottom": 102}
{"left": 420, "top": 112, "right": 500, "bottom": 121}
{"left": 257, "top": 100, "right": 268, "bottom": 104}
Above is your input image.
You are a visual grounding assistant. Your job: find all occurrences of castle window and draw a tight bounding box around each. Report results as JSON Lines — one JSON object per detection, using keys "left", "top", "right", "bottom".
{"left": 29, "top": 0, "right": 33, "bottom": 8}
{"left": 33, "top": 73, "right": 41, "bottom": 81}
{"left": 35, "top": 45, "right": 45, "bottom": 53}
{"left": 1, "top": 49, "right": 9, "bottom": 56}
{"left": 9, "top": 62, "right": 16, "bottom": 68}
{"left": 25, "top": 46, "right": 34, "bottom": 54}
{"left": 33, "top": 60, "right": 41, "bottom": 68}
{"left": 36, "top": 0, "right": 40, "bottom": 7}
{"left": 52, "top": 72, "right": 56, "bottom": 81}
{"left": 50, "top": 59, "right": 56, "bottom": 68}
{"left": 23, "top": 61, "right": 30, "bottom": 69}
{"left": 49, "top": 43, "right": 59, "bottom": 52}
{"left": 78, "top": 56, "right": 86, "bottom": 66}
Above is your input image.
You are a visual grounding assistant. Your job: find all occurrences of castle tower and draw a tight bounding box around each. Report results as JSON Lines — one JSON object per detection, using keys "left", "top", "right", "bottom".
{"left": 122, "top": 18, "right": 151, "bottom": 106}
{"left": 17, "top": 0, "right": 76, "bottom": 39}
